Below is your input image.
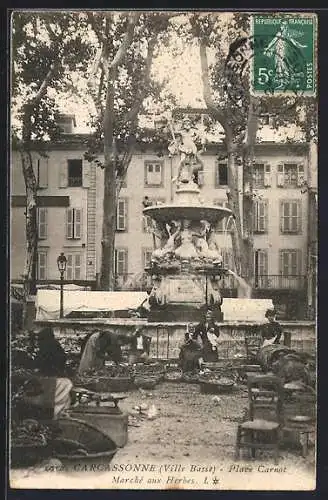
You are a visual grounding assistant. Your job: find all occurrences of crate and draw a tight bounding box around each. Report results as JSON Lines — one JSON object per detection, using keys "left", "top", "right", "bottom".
{"left": 68, "top": 407, "right": 128, "bottom": 447}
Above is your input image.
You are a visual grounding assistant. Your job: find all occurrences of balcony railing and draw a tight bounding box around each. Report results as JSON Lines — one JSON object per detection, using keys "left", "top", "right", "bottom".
{"left": 114, "top": 274, "right": 306, "bottom": 292}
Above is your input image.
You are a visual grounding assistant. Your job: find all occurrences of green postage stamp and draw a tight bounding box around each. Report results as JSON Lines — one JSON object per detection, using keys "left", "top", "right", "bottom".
{"left": 251, "top": 14, "right": 317, "bottom": 95}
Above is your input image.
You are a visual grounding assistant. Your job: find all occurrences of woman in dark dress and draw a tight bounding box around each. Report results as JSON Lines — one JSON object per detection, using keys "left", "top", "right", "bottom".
{"left": 35, "top": 327, "right": 67, "bottom": 377}
{"left": 179, "top": 324, "right": 203, "bottom": 372}
{"left": 193, "top": 309, "right": 221, "bottom": 362}
{"left": 261, "top": 309, "right": 283, "bottom": 347}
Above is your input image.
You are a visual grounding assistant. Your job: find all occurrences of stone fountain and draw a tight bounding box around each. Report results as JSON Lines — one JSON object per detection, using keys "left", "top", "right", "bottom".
{"left": 143, "top": 117, "right": 233, "bottom": 322}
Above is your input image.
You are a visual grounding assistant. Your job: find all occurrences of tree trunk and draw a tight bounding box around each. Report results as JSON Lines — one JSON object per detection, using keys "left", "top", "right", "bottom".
{"left": 100, "top": 159, "right": 117, "bottom": 290}
{"left": 242, "top": 150, "right": 254, "bottom": 283}
{"left": 226, "top": 147, "right": 252, "bottom": 297}
{"left": 21, "top": 149, "right": 38, "bottom": 315}
{"left": 100, "top": 65, "right": 117, "bottom": 291}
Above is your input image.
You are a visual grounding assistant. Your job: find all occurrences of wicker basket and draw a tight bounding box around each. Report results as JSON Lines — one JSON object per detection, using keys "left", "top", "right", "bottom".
{"left": 199, "top": 378, "right": 235, "bottom": 394}
{"left": 164, "top": 369, "right": 183, "bottom": 383}
{"left": 49, "top": 417, "right": 118, "bottom": 463}
{"left": 134, "top": 376, "right": 161, "bottom": 390}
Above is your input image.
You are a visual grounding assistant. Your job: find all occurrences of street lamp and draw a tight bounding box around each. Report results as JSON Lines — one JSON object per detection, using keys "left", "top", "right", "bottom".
{"left": 57, "top": 252, "right": 67, "bottom": 318}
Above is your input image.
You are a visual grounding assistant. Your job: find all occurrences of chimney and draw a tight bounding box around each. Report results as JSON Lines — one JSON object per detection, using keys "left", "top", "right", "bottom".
{"left": 57, "top": 114, "right": 77, "bottom": 134}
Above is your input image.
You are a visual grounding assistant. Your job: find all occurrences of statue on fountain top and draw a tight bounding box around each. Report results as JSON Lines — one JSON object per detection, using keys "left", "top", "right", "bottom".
{"left": 168, "top": 118, "right": 205, "bottom": 188}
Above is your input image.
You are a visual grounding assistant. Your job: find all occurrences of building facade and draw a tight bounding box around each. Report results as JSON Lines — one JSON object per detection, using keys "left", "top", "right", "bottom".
{"left": 11, "top": 130, "right": 316, "bottom": 319}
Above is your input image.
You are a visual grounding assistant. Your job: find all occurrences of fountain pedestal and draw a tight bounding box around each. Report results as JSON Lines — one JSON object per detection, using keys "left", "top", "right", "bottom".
{"left": 143, "top": 176, "right": 233, "bottom": 323}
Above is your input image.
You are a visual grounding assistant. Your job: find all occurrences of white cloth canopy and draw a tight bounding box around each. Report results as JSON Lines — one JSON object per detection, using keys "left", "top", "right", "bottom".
{"left": 221, "top": 298, "right": 274, "bottom": 322}
{"left": 35, "top": 290, "right": 149, "bottom": 320}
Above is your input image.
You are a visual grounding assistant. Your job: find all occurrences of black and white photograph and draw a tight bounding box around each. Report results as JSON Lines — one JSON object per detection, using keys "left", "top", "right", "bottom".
{"left": 9, "top": 10, "right": 317, "bottom": 490}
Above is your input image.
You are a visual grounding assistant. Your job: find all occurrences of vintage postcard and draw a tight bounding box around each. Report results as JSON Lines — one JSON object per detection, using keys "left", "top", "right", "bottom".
{"left": 9, "top": 10, "right": 317, "bottom": 491}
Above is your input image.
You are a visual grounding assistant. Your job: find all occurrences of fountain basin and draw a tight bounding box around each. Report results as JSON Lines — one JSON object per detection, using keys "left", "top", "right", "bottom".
{"left": 143, "top": 204, "right": 232, "bottom": 224}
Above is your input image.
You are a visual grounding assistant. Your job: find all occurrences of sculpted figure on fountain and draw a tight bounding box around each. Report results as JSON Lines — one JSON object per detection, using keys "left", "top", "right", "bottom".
{"left": 168, "top": 118, "right": 205, "bottom": 188}
{"left": 151, "top": 220, "right": 181, "bottom": 262}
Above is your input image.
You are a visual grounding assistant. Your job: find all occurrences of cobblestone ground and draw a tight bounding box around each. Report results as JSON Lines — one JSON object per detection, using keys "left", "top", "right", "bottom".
{"left": 10, "top": 382, "right": 316, "bottom": 490}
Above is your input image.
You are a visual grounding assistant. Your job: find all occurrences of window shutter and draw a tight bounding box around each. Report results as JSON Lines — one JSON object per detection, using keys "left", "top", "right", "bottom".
{"left": 297, "top": 164, "right": 305, "bottom": 187}
{"left": 82, "top": 161, "right": 91, "bottom": 188}
{"left": 38, "top": 208, "right": 48, "bottom": 239}
{"left": 279, "top": 250, "right": 283, "bottom": 275}
{"left": 280, "top": 201, "right": 287, "bottom": 233}
{"left": 253, "top": 201, "right": 258, "bottom": 232}
{"left": 259, "top": 202, "right": 265, "bottom": 232}
{"left": 254, "top": 201, "right": 267, "bottom": 232}
{"left": 297, "top": 201, "right": 302, "bottom": 233}
{"left": 264, "top": 200, "right": 268, "bottom": 232}
{"left": 37, "top": 252, "right": 47, "bottom": 280}
{"left": 215, "top": 163, "right": 219, "bottom": 187}
{"left": 59, "top": 161, "right": 68, "bottom": 187}
{"left": 66, "top": 254, "right": 73, "bottom": 280}
{"left": 115, "top": 249, "right": 128, "bottom": 275}
{"left": 117, "top": 199, "right": 126, "bottom": 231}
{"left": 74, "top": 254, "right": 81, "bottom": 280}
{"left": 264, "top": 164, "right": 271, "bottom": 187}
{"left": 258, "top": 250, "right": 268, "bottom": 275}
{"left": 297, "top": 249, "right": 302, "bottom": 275}
{"left": 277, "top": 164, "right": 284, "bottom": 187}
{"left": 74, "top": 209, "right": 82, "bottom": 239}
{"left": 38, "top": 158, "right": 48, "bottom": 188}
{"left": 66, "top": 208, "right": 74, "bottom": 239}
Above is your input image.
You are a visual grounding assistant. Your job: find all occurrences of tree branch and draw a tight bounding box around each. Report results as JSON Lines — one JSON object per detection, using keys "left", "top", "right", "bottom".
{"left": 124, "top": 36, "right": 156, "bottom": 125}
{"left": 109, "top": 12, "right": 140, "bottom": 70}
{"left": 199, "top": 38, "right": 233, "bottom": 143}
{"left": 87, "top": 44, "right": 104, "bottom": 115}
{"left": 87, "top": 12, "right": 105, "bottom": 45}
{"left": 32, "top": 63, "right": 57, "bottom": 103}
{"left": 244, "top": 95, "right": 259, "bottom": 151}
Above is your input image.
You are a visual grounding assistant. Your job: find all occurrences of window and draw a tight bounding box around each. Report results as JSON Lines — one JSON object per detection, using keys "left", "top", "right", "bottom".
{"left": 279, "top": 249, "right": 302, "bottom": 276}
{"left": 67, "top": 159, "right": 83, "bottom": 187}
{"left": 37, "top": 157, "right": 48, "bottom": 188}
{"left": 116, "top": 198, "right": 128, "bottom": 231}
{"left": 144, "top": 161, "right": 163, "bottom": 186}
{"left": 114, "top": 249, "right": 128, "bottom": 276}
{"left": 37, "top": 251, "right": 47, "bottom": 280}
{"left": 277, "top": 163, "right": 304, "bottom": 188}
{"left": 253, "top": 164, "right": 264, "bottom": 188}
{"left": 253, "top": 164, "right": 271, "bottom": 188}
{"left": 66, "top": 254, "right": 82, "bottom": 280}
{"left": 37, "top": 207, "right": 48, "bottom": 239}
{"left": 254, "top": 249, "right": 268, "bottom": 287}
{"left": 213, "top": 199, "right": 229, "bottom": 232}
{"left": 253, "top": 200, "right": 268, "bottom": 233}
{"left": 280, "top": 201, "right": 302, "bottom": 234}
{"left": 215, "top": 163, "right": 228, "bottom": 187}
{"left": 66, "top": 208, "right": 82, "bottom": 239}
{"left": 142, "top": 248, "right": 153, "bottom": 269}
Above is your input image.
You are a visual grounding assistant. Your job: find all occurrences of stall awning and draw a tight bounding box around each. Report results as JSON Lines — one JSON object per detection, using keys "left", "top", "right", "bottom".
{"left": 221, "top": 298, "right": 274, "bottom": 322}
{"left": 35, "top": 290, "right": 149, "bottom": 321}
